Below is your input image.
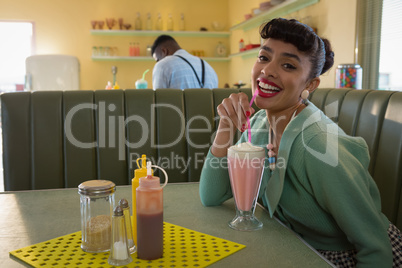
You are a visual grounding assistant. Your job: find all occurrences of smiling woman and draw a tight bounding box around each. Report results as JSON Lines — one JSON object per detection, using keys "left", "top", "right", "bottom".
{"left": 0, "top": 21, "right": 34, "bottom": 92}
{"left": 200, "top": 17, "right": 402, "bottom": 268}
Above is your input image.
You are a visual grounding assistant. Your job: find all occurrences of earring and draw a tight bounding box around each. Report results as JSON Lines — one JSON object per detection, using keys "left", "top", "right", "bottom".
{"left": 301, "top": 89, "right": 309, "bottom": 100}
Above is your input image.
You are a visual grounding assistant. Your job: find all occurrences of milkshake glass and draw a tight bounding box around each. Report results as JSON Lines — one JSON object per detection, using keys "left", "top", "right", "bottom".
{"left": 228, "top": 142, "right": 265, "bottom": 231}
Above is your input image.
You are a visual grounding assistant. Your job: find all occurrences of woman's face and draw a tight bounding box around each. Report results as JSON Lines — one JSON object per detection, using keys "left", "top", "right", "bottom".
{"left": 251, "top": 38, "right": 318, "bottom": 112}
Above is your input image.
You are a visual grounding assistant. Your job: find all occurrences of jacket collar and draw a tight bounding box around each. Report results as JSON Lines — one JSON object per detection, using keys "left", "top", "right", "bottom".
{"left": 263, "top": 101, "right": 322, "bottom": 217}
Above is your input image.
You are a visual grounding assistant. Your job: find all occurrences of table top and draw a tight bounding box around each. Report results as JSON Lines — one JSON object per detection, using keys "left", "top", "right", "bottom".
{"left": 0, "top": 183, "right": 333, "bottom": 267}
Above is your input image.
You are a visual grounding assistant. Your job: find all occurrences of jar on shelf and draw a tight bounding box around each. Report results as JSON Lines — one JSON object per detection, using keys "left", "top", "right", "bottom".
{"left": 146, "top": 45, "right": 152, "bottom": 57}
{"left": 78, "top": 180, "right": 116, "bottom": 253}
{"left": 92, "top": 46, "right": 98, "bottom": 57}
{"left": 335, "top": 64, "right": 362, "bottom": 89}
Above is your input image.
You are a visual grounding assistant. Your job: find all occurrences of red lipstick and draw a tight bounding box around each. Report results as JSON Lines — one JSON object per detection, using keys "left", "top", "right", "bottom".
{"left": 256, "top": 78, "right": 282, "bottom": 98}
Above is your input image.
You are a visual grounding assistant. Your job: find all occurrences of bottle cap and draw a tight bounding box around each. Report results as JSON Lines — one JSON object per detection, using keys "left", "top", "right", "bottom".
{"left": 113, "top": 205, "right": 124, "bottom": 216}
{"left": 146, "top": 161, "right": 152, "bottom": 176}
{"left": 134, "top": 154, "right": 152, "bottom": 179}
{"left": 139, "top": 161, "right": 160, "bottom": 188}
{"left": 139, "top": 161, "right": 168, "bottom": 188}
{"left": 119, "top": 198, "right": 129, "bottom": 208}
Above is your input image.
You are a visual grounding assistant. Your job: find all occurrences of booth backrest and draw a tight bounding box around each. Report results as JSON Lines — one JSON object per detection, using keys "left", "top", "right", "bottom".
{"left": 2, "top": 88, "right": 402, "bottom": 228}
{"left": 310, "top": 88, "right": 402, "bottom": 228}
{"left": 1, "top": 88, "right": 254, "bottom": 191}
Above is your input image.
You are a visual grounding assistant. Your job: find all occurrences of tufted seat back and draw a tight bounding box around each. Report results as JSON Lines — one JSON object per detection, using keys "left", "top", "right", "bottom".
{"left": 2, "top": 88, "right": 402, "bottom": 229}
{"left": 309, "top": 88, "right": 402, "bottom": 228}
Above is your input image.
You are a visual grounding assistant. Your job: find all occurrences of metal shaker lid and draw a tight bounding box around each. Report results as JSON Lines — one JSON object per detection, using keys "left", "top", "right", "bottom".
{"left": 78, "top": 180, "right": 116, "bottom": 196}
{"left": 119, "top": 198, "right": 129, "bottom": 208}
{"left": 113, "top": 205, "right": 123, "bottom": 216}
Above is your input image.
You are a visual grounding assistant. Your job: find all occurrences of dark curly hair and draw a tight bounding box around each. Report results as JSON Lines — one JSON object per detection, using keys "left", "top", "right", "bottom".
{"left": 260, "top": 18, "right": 334, "bottom": 79}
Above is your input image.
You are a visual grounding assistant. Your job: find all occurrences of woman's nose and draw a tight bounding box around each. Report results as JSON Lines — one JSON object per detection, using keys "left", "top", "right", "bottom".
{"left": 261, "top": 62, "right": 278, "bottom": 78}
{"left": 261, "top": 62, "right": 278, "bottom": 77}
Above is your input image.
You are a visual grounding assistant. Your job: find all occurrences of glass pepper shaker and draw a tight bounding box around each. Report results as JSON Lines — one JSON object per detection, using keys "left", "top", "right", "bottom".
{"left": 119, "top": 198, "right": 136, "bottom": 254}
{"left": 108, "top": 205, "right": 133, "bottom": 266}
{"left": 78, "top": 180, "right": 116, "bottom": 253}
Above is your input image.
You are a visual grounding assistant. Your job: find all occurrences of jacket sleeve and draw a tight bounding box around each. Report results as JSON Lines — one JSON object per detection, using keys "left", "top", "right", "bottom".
{"left": 199, "top": 150, "right": 233, "bottom": 206}
{"left": 304, "top": 132, "right": 393, "bottom": 268}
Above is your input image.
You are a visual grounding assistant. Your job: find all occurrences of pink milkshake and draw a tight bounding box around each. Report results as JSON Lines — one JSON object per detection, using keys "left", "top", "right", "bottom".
{"left": 227, "top": 142, "right": 265, "bottom": 231}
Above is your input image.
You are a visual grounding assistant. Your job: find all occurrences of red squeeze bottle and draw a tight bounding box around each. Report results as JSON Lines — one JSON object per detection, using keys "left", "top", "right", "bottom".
{"left": 136, "top": 161, "right": 168, "bottom": 260}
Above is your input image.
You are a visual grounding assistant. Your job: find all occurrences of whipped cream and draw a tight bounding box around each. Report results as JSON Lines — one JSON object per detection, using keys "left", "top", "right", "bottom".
{"left": 228, "top": 142, "right": 264, "bottom": 159}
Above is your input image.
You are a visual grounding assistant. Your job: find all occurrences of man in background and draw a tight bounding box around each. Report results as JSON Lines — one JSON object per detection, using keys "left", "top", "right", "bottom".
{"left": 151, "top": 35, "right": 218, "bottom": 90}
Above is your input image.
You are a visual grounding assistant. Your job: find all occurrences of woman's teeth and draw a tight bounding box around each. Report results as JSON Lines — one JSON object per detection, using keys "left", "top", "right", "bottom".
{"left": 258, "top": 81, "right": 281, "bottom": 93}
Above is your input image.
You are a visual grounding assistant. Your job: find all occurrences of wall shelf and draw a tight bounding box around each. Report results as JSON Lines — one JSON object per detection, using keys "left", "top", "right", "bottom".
{"left": 90, "top": 30, "right": 230, "bottom": 38}
{"left": 229, "top": 48, "right": 260, "bottom": 59}
{"left": 91, "top": 0, "right": 318, "bottom": 64}
{"left": 230, "top": 0, "right": 319, "bottom": 31}
{"left": 92, "top": 56, "right": 230, "bottom": 62}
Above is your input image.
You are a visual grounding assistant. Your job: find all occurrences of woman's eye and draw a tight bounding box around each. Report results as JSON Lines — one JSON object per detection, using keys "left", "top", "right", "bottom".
{"left": 283, "top": 63, "right": 296, "bottom": 69}
{"left": 258, "top": 55, "right": 268, "bottom": 61}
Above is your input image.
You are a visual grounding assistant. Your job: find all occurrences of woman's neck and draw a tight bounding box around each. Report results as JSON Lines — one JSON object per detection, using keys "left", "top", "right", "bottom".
{"left": 265, "top": 102, "right": 305, "bottom": 146}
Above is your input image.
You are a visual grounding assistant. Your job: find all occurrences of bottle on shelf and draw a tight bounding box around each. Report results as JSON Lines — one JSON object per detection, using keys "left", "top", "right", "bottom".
{"left": 146, "top": 12, "right": 152, "bottom": 31}
{"left": 146, "top": 45, "right": 152, "bottom": 57}
{"left": 179, "top": 13, "right": 185, "bottom": 31}
{"left": 156, "top": 13, "right": 163, "bottom": 31}
{"left": 167, "top": 13, "right": 173, "bottom": 31}
{"left": 105, "top": 81, "right": 113, "bottom": 89}
{"left": 92, "top": 46, "right": 98, "bottom": 57}
{"left": 129, "top": 42, "right": 134, "bottom": 56}
{"left": 135, "top": 12, "right": 142, "bottom": 30}
{"left": 239, "top": 39, "right": 245, "bottom": 52}
{"left": 135, "top": 42, "right": 140, "bottom": 56}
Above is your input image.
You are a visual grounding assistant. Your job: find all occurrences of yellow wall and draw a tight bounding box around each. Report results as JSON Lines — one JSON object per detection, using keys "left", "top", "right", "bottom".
{"left": 1, "top": 0, "right": 357, "bottom": 90}
{"left": 228, "top": 0, "right": 357, "bottom": 88}
{"left": 0, "top": 0, "right": 229, "bottom": 89}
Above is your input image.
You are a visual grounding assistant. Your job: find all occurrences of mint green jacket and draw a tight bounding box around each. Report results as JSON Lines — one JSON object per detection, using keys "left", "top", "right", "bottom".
{"left": 199, "top": 102, "right": 392, "bottom": 267}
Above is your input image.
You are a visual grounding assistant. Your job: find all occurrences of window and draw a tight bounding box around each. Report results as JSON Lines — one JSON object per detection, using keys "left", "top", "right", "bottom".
{"left": 378, "top": 0, "right": 402, "bottom": 90}
{"left": 0, "top": 21, "right": 34, "bottom": 92}
{"left": 357, "top": 0, "right": 402, "bottom": 91}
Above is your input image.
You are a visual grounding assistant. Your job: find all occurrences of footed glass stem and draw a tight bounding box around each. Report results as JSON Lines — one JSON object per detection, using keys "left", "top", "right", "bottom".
{"left": 228, "top": 208, "right": 263, "bottom": 231}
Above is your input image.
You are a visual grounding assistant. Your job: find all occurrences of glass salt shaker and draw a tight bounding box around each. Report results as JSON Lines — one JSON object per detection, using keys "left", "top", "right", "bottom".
{"left": 108, "top": 205, "right": 133, "bottom": 266}
{"left": 78, "top": 180, "right": 116, "bottom": 253}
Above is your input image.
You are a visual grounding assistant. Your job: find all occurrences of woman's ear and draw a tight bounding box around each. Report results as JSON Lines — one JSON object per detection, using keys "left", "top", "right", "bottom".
{"left": 307, "top": 77, "right": 321, "bottom": 94}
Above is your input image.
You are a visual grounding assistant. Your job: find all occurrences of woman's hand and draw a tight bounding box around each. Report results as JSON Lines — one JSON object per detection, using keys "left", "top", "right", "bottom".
{"left": 217, "top": 92, "right": 254, "bottom": 132}
{"left": 211, "top": 93, "right": 255, "bottom": 157}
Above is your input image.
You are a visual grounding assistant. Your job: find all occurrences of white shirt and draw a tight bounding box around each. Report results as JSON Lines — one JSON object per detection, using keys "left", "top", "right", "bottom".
{"left": 152, "top": 49, "right": 218, "bottom": 90}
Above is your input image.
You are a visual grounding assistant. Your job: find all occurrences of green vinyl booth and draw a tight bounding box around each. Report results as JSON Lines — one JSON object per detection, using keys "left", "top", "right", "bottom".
{"left": 1, "top": 88, "right": 402, "bottom": 229}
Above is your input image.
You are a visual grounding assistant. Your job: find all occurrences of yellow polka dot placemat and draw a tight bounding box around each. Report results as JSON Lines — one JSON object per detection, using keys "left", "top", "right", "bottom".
{"left": 10, "top": 222, "right": 245, "bottom": 267}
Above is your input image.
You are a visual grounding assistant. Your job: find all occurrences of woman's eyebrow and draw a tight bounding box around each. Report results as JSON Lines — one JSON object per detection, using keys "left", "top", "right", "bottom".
{"left": 260, "top": 45, "right": 301, "bottom": 63}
